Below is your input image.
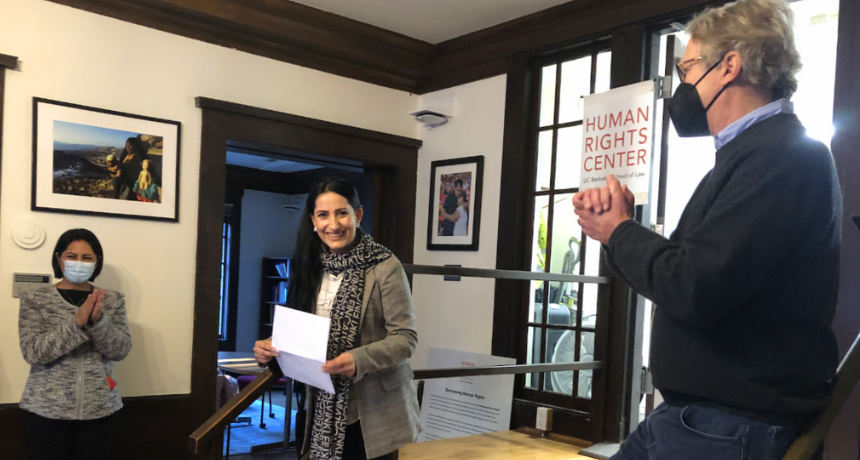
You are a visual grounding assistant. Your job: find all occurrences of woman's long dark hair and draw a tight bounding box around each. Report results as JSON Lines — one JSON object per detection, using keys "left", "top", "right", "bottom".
{"left": 287, "top": 178, "right": 362, "bottom": 313}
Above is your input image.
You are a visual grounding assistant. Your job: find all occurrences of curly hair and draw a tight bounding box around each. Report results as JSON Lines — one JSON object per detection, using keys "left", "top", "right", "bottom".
{"left": 686, "top": 0, "right": 801, "bottom": 100}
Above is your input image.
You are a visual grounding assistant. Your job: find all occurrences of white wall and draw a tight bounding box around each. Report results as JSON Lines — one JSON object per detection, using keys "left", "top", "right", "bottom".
{"left": 0, "top": 0, "right": 416, "bottom": 403}
{"left": 235, "top": 191, "right": 306, "bottom": 352}
{"left": 411, "top": 76, "right": 507, "bottom": 370}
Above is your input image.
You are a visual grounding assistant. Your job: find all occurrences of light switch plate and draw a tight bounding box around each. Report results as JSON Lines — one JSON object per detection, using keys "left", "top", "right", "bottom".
{"left": 13, "top": 273, "right": 52, "bottom": 298}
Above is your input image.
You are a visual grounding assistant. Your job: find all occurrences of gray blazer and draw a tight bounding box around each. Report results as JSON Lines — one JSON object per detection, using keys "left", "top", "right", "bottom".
{"left": 301, "top": 256, "right": 421, "bottom": 459}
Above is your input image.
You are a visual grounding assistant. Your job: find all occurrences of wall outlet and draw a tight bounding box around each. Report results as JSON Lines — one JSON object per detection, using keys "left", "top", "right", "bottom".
{"left": 536, "top": 407, "right": 553, "bottom": 432}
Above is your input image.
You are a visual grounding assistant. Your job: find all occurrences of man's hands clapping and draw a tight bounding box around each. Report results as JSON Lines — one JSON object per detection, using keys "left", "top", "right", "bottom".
{"left": 572, "top": 174, "right": 635, "bottom": 245}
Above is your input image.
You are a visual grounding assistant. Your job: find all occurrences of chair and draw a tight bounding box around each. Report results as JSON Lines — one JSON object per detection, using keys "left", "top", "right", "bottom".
{"left": 781, "top": 330, "right": 860, "bottom": 460}
{"left": 236, "top": 375, "right": 270, "bottom": 428}
{"left": 236, "top": 375, "right": 291, "bottom": 427}
{"left": 267, "top": 377, "right": 290, "bottom": 418}
{"left": 216, "top": 374, "right": 252, "bottom": 459}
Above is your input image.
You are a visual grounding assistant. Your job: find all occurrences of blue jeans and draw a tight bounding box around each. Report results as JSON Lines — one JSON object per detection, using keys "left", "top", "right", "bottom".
{"left": 610, "top": 404, "right": 798, "bottom": 460}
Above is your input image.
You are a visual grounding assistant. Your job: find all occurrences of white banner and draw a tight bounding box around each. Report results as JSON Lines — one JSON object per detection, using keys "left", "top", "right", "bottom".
{"left": 580, "top": 80, "right": 657, "bottom": 205}
{"left": 417, "top": 348, "right": 515, "bottom": 442}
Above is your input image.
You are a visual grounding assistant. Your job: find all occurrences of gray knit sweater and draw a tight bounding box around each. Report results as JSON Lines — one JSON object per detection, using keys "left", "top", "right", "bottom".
{"left": 18, "top": 285, "right": 132, "bottom": 420}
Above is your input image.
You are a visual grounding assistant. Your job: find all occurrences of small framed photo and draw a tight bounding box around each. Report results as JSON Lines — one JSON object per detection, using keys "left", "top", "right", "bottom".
{"left": 427, "top": 156, "right": 484, "bottom": 251}
{"left": 32, "top": 98, "right": 181, "bottom": 222}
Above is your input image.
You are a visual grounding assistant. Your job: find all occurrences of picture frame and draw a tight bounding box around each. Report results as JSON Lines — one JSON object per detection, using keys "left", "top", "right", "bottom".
{"left": 32, "top": 98, "right": 181, "bottom": 222}
{"left": 427, "top": 156, "right": 484, "bottom": 251}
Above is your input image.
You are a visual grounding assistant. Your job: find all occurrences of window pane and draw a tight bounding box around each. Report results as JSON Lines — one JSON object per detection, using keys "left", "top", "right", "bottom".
{"left": 539, "top": 64, "right": 558, "bottom": 127}
{"left": 578, "top": 331, "right": 596, "bottom": 399}
{"left": 533, "top": 196, "right": 550, "bottom": 270}
{"left": 549, "top": 193, "right": 582, "bottom": 275}
{"left": 558, "top": 56, "right": 593, "bottom": 124}
{"left": 581, "top": 236, "right": 601, "bottom": 328}
{"left": 531, "top": 282, "right": 547, "bottom": 323}
{"left": 544, "top": 329, "right": 576, "bottom": 394}
{"left": 554, "top": 126, "right": 583, "bottom": 190}
{"left": 536, "top": 130, "right": 553, "bottom": 192}
{"left": 595, "top": 51, "right": 612, "bottom": 94}
{"left": 543, "top": 289, "right": 576, "bottom": 327}
{"left": 525, "top": 327, "right": 544, "bottom": 389}
{"left": 531, "top": 196, "right": 549, "bottom": 324}
{"left": 792, "top": 0, "right": 839, "bottom": 145}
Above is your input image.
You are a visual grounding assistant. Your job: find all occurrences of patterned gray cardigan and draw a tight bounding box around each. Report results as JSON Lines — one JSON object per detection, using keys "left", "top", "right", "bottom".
{"left": 18, "top": 285, "right": 132, "bottom": 420}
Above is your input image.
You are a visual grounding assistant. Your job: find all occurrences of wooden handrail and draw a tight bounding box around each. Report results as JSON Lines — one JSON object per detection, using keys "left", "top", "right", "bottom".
{"left": 188, "top": 369, "right": 280, "bottom": 454}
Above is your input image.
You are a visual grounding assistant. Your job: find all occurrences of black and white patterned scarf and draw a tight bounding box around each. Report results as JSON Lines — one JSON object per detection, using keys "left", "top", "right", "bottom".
{"left": 310, "top": 229, "right": 392, "bottom": 460}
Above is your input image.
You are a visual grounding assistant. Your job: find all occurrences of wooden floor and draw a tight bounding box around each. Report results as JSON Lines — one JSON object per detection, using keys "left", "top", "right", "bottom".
{"left": 400, "top": 430, "right": 593, "bottom": 460}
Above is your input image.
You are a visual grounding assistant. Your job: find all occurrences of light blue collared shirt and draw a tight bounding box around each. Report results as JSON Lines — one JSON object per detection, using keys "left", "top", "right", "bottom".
{"left": 714, "top": 99, "right": 794, "bottom": 150}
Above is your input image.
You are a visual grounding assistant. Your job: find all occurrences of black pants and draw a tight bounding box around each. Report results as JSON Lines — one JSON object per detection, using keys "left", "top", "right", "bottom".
{"left": 21, "top": 409, "right": 120, "bottom": 460}
{"left": 344, "top": 421, "right": 390, "bottom": 460}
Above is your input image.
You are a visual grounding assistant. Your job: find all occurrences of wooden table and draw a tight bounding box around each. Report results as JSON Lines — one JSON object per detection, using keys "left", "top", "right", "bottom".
{"left": 217, "top": 352, "right": 295, "bottom": 454}
{"left": 400, "top": 429, "right": 593, "bottom": 460}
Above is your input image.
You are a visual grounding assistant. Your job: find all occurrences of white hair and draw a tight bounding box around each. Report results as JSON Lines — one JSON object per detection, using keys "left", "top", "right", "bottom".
{"left": 687, "top": 0, "right": 801, "bottom": 100}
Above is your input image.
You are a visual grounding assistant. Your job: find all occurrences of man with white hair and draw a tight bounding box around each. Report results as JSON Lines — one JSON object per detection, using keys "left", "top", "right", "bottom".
{"left": 573, "top": 0, "right": 841, "bottom": 458}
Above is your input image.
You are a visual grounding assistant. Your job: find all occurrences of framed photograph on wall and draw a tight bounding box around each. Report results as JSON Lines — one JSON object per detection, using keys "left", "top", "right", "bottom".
{"left": 427, "top": 156, "right": 484, "bottom": 251}
{"left": 32, "top": 98, "right": 181, "bottom": 222}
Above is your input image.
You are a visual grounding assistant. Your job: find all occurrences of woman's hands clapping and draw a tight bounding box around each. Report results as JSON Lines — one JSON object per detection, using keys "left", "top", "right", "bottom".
{"left": 75, "top": 289, "right": 106, "bottom": 328}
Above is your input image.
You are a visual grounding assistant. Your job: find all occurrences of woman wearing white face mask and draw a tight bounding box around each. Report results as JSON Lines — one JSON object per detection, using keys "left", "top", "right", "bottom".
{"left": 18, "top": 228, "right": 131, "bottom": 460}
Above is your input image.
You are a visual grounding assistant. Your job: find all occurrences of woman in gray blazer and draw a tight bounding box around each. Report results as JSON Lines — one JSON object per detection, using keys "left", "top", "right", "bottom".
{"left": 254, "top": 179, "right": 420, "bottom": 460}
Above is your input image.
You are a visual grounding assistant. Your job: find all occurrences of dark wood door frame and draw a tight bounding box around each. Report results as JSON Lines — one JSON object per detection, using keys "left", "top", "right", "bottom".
{"left": 0, "top": 53, "right": 17, "bottom": 219}
{"left": 190, "top": 97, "right": 420, "bottom": 457}
{"left": 0, "top": 52, "right": 23, "bottom": 459}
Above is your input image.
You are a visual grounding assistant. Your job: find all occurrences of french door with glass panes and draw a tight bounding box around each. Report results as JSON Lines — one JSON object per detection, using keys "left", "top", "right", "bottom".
{"left": 517, "top": 45, "right": 612, "bottom": 425}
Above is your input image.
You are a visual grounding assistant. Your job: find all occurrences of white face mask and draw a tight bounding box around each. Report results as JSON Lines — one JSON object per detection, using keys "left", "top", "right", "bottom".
{"left": 63, "top": 260, "right": 95, "bottom": 284}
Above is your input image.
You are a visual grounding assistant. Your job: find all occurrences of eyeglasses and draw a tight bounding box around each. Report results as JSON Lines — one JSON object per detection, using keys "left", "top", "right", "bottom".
{"left": 675, "top": 55, "right": 709, "bottom": 82}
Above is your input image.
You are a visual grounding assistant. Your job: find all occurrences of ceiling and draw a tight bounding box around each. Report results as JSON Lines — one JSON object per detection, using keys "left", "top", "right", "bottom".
{"left": 226, "top": 151, "right": 323, "bottom": 174}
{"left": 288, "top": 0, "right": 575, "bottom": 43}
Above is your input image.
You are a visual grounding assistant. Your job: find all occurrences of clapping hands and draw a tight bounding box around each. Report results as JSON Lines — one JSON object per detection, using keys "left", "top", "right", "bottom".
{"left": 572, "top": 174, "right": 635, "bottom": 245}
{"left": 75, "top": 289, "right": 106, "bottom": 328}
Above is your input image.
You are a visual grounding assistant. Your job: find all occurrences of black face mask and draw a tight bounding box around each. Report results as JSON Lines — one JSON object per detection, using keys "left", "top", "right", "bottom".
{"left": 668, "top": 58, "right": 731, "bottom": 138}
